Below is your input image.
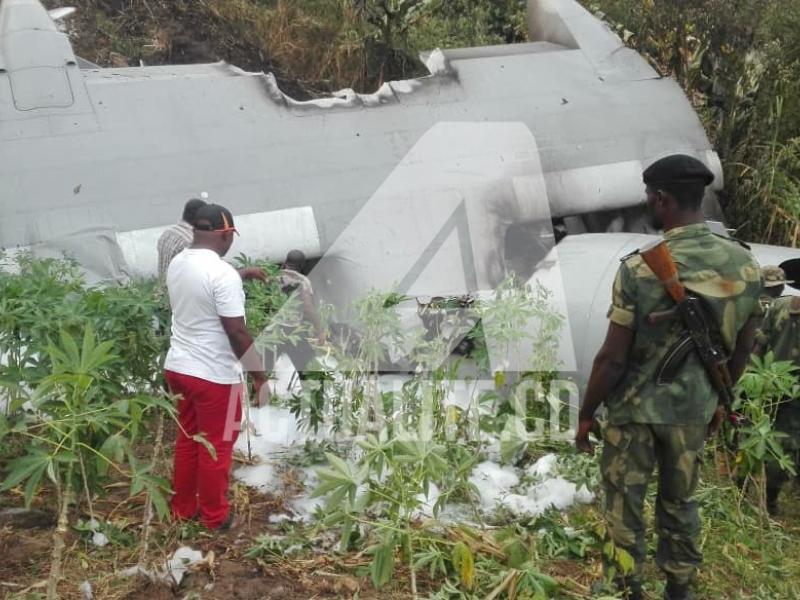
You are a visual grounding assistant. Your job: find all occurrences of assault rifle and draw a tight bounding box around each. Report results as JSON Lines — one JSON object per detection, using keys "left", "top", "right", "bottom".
{"left": 639, "top": 240, "right": 735, "bottom": 409}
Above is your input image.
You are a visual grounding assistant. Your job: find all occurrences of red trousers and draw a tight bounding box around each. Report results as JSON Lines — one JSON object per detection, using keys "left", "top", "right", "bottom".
{"left": 165, "top": 370, "right": 242, "bottom": 529}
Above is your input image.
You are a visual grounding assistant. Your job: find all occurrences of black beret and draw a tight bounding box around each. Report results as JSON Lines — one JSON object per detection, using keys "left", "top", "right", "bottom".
{"left": 643, "top": 154, "right": 715, "bottom": 186}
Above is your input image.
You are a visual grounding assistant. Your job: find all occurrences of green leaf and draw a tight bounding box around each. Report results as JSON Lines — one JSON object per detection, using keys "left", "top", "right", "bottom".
{"left": 192, "top": 434, "right": 217, "bottom": 460}
{"left": 1, "top": 451, "right": 50, "bottom": 491}
{"left": 503, "top": 537, "right": 529, "bottom": 569}
{"left": 147, "top": 480, "right": 170, "bottom": 521}
{"left": 370, "top": 540, "right": 396, "bottom": 589}
{"left": 616, "top": 547, "right": 635, "bottom": 576}
{"left": 97, "top": 434, "right": 126, "bottom": 476}
{"left": 340, "top": 517, "right": 354, "bottom": 552}
{"left": 451, "top": 541, "right": 475, "bottom": 589}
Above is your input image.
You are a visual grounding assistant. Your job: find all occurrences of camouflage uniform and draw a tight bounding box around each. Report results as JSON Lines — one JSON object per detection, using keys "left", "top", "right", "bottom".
{"left": 755, "top": 265, "right": 792, "bottom": 340}
{"left": 601, "top": 223, "right": 762, "bottom": 586}
{"left": 759, "top": 295, "right": 800, "bottom": 505}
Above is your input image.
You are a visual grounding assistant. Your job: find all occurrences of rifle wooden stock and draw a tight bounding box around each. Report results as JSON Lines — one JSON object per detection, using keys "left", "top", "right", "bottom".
{"left": 639, "top": 241, "right": 687, "bottom": 303}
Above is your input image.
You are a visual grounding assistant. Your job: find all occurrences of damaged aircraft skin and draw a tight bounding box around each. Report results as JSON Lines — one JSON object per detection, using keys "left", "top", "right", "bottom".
{"left": 1, "top": 0, "right": 721, "bottom": 279}
{"left": 2, "top": 0, "right": 800, "bottom": 382}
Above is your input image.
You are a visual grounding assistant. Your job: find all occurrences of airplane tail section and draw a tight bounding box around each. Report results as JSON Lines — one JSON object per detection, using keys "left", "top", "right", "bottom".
{"left": 0, "top": 0, "right": 89, "bottom": 112}
{"left": 528, "top": 0, "right": 657, "bottom": 80}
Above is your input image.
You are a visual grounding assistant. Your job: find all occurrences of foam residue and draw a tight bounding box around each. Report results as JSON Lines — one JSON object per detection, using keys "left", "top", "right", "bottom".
{"left": 526, "top": 453, "right": 558, "bottom": 478}
{"left": 469, "top": 455, "right": 594, "bottom": 518}
{"left": 469, "top": 461, "right": 521, "bottom": 511}
{"left": 233, "top": 463, "right": 277, "bottom": 491}
{"left": 234, "top": 400, "right": 593, "bottom": 524}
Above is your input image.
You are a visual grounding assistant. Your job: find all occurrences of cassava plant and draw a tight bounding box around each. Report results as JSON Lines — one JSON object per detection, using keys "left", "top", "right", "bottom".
{"left": 0, "top": 326, "right": 175, "bottom": 598}
{"left": 731, "top": 352, "right": 800, "bottom": 521}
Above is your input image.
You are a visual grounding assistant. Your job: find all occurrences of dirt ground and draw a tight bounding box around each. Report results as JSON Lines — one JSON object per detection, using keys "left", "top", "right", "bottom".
{"left": 0, "top": 477, "right": 414, "bottom": 600}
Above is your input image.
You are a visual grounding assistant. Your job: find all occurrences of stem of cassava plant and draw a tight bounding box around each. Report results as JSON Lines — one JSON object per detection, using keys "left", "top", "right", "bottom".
{"left": 78, "top": 452, "right": 95, "bottom": 522}
{"left": 47, "top": 466, "right": 73, "bottom": 600}
{"left": 139, "top": 411, "right": 165, "bottom": 565}
{"left": 407, "top": 532, "right": 418, "bottom": 599}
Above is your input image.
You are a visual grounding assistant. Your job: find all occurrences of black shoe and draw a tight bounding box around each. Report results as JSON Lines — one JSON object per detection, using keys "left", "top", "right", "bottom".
{"left": 627, "top": 586, "right": 644, "bottom": 600}
{"left": 590, "top": 579, "right": 642, "bottom": 600}
{"left": 218, "top": 511, "right": 238, "bottom": 531}
{"left": 664, "top": 580, "right": 694, "bottom": 600}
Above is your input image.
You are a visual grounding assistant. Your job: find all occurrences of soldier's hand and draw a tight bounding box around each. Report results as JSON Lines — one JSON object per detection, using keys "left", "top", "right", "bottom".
{"left": 706, "top": 405, "right": 726, "bottom": 440}
{"left": 575, "top": 418, "right": 597, "bottom": 455}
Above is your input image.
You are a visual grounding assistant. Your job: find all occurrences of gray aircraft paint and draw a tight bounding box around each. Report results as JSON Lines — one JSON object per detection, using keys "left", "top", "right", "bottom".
{"left": 3, "top": 0, "right": 799, "bottom": 383}
{"left": 1, "top": 0, "right": 720, "bottom": 284}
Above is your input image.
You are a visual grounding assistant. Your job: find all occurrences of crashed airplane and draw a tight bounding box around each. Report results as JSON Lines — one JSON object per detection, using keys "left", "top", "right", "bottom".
{"left": 1, "top": 0, "right": 798, "bottom": 383}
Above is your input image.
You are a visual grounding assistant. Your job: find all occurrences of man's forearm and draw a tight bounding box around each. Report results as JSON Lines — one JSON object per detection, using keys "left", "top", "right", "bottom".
{"left": 728, "top": 317, "right": 758, "bottom": 384}
{"left": 302, "top": 295, "right": 323, "bottom": 338}
{"left": 579, "top": 356, "right": 627, "bottom": 421}
{"left": 228, "top": 330, "right": 265, "bottom": 376}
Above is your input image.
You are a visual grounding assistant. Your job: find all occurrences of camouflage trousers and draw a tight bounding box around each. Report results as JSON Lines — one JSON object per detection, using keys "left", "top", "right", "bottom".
{"left": 601, "top": 422, "right": 706, "bottom": 586}
{"left": 766, "top": 401, "right": 800, "bottom": 500}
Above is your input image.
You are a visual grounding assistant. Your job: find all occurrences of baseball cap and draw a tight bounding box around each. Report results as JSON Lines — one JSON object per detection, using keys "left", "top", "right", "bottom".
{"left": 643, "top": 154, "right": 715, "bottom": 187}
{"left": 762, "top": 265, "right": 792, "bottom": 288}
{"left": 194, "top": 203, "right": 238, "bottom": 235}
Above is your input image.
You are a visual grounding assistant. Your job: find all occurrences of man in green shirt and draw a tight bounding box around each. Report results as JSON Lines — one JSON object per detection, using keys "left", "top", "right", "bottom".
{"left": 757, "top": 265, "right": 790, "bottom": 315}
{"left": 754, "top": 279, "right": 800, "bottom": 515}
{"left": 575, "top": 155, "right": 762, "bottom": 600}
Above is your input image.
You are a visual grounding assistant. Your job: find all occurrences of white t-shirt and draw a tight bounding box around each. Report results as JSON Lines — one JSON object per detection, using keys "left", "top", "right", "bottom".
{"left": 164, "top": 248, "right": 245, "bottom": 384}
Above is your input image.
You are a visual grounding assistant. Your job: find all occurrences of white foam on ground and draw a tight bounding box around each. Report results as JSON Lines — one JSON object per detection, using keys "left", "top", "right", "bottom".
{"left": 469, "top": 455, "right": 594, "bottom": 518}
{"left": 233, "top": 463, "right": 277, "bottom": 492}
{"left": 237, "top": 405, "right": 306, "bottom": 458}
{"left": 290, "top": 495, "right": 325, "bottom": 521}
{"left": 499, "top": 477, "right": 593, "bottom": 517}
{"left": 412, "top": 482, "right": 440, "bottom": 518}
{"left": 270, "top": 354, "right": 302, "bottom": 399}
{"left": 526, "top": 453, "right": 558, "bottom": 478}
{"left": 233, "top": 394, "right": 594, "bottom": 524}
{"left": 469, "top": 461, "right": 521, "bottom": 508}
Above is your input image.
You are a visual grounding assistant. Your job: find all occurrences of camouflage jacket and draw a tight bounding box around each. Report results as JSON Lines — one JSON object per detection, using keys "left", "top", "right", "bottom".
{"left": 759, "top": 295, "right": 800, "bottom": 367}
{"left": 605, "top": 223, "right": 762, "bottom": 426}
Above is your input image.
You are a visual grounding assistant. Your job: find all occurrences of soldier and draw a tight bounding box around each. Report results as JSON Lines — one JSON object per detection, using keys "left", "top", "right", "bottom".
{"left": 758, "top": 265, "right": 790, "bottom": 314}
{"left": 753, "top": 272, "right": 800, "bottom": 516}
{"left": 575, "top": 155, "right": 762, "bottom": 600}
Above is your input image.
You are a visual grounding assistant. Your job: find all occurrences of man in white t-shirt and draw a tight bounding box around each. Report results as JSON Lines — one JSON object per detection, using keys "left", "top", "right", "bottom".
{"left": 164, "top": 203, "right": 266, "bottom": 530}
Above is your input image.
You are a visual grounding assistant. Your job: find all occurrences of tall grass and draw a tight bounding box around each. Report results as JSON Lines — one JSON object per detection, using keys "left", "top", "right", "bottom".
{"left": 584, "top": 0, "right": 800, "bottom": 247}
